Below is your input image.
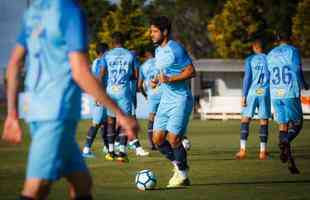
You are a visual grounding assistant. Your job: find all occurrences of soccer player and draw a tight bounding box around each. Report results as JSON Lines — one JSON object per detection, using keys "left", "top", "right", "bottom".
{"left": 267, "top": 30, "right": 309, "bottom": 173}
{"left": 101, "top": 32, "right": 148, "bottom": 162}
{"left": 150, "top": 16, "right": 195, "bottom": 188}
{"left": 235, "top": 39, "right": 271, "bottom": 160}
{"left": 1, "top": 1, "right": 138, "bottom": 199}
{"left": 138, "top": 46, "right": 161, "bottom": 150}
{"left": 82, "top": 43, "right": 109, "bottom": 158}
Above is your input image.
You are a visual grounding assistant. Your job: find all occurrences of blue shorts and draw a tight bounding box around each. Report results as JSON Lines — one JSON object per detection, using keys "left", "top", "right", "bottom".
{"left": 154, "top": 96, "right": 193, "bottom": 136}
{"left": 148, "top": 98, "right": 160, "bottom": 114}
{"left": 272, "top": 98, "right": 303, "bottom": 124}
{"left": 27, "top": 120, "right": 88, "bottom": 181}
{"left": 91, "top": 103, "right": 107, "bottom": 125}
{"left": 107, "top": 96, "right": 132, "bottom": 117}
{"left": 241, "top": 95, "right": 271, "bottom": 119}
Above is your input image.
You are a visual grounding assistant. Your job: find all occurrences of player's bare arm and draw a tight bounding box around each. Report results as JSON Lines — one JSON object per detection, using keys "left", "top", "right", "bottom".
{"left": 2, "top": 44, "right": 25, "bottom": 144}
{"left": 138, "top": 79, "right": 147, "bottom": 99}
{"left": 159, "top": 63, "right": 195, "bottom": 83}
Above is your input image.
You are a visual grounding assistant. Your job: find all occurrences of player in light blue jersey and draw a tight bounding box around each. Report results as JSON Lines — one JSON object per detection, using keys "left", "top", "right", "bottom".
{"left": 1, "top": 1, "right": 138, "bottom": 199}
{"left": 150, "top": 16, "right": 195, "bottom": 188}
{"left": 101, "top": 32, "right": 148, "bottom": 162}
{"left": 138, "top": 46, "right": 162, "bottom": 150}
{"left": 235, "top": 39, "right": 271, "bottom": 160}
{"left": 267, "top": 31, "right": 309, "bottom": 174}
{"left": 82, "top": 43, "right": 109, "bottom": 158}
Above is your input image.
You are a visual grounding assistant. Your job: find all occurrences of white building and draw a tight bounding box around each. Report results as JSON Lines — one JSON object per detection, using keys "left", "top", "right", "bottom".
{"left": 192, "top": 59, "right": 310, "bottom": 119}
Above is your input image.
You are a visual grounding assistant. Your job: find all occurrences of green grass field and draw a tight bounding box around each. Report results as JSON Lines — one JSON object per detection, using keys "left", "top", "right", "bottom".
{"left": 0, "top": 119, "right": 310, "bottom": 200}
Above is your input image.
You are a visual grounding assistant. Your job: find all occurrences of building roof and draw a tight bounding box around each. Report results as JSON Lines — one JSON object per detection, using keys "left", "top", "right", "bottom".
{"left": 194, "top": 58, "right": 310, "bottom": 72}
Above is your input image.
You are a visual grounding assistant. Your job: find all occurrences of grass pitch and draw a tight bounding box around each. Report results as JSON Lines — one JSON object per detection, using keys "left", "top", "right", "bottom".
{"left": 0, "top": 119, "right": 310, "bottom": 200}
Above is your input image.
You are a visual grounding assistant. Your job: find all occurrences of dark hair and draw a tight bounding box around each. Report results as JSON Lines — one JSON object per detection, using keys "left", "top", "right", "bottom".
{"left": 150, "top": 16, "right": 172, "bottom": 35}
{"left": 96, "top": 43, "right": 109, "bottom": 54}
{"left": 140, "top": 44, "right": 155, "bottom": 57}
{"left": 111, "top": 32, "right": 125, "bottom": 45}
{"left": 276, "top": 25, "right": 291, "bottom": 41}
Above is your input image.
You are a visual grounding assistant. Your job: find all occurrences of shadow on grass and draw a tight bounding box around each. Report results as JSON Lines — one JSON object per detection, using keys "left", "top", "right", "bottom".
{"left": 192, "top": 179, "right": 310, "bottom": 187}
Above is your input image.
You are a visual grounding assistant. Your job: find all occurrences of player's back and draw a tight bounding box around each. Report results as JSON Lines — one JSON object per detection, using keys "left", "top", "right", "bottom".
{"left": 267, "top": 44, "right": 302, "bottom": 99}
{"left": 247, "top": 53, "right": 269, "bottom": 97}
{"left": 19, "top": 0, "right": 86, "bottom": 121}
{"left": 141, "top": 58, "right": 162, "bottom": 98}
{"left": 103, "top": 47, "right": 134, "bottom": 91}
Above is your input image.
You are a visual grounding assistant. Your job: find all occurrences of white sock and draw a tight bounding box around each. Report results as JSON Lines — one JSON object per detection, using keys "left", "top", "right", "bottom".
{"left": 108, "top": 144, "right": 114, "bottom": 152}
{"left": 136, "top": 146, "right": 143, "bottom": 152}
{"left": 172, "top": 161, "right": 178, "bottom": 169}
{"left": 260, "top": 142, "right": 267, "bottom": 152}
{"left": 83, "top": 147, "right": 90, "bottom": 154}
{"left": 240, "top": 140, "right": 246, "bottom": 150}
{"left": 119, "top": 145, "right": 127, "bottom": 154}
{"left": 179, "top": 170, "right": 188, "bottom": 179}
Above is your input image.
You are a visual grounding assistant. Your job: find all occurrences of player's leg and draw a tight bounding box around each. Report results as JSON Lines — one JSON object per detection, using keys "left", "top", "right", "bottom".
{"left": 287, "top": 98, "right": 303, "bottom": 143}
{"left": 258, "top": 96, "right": 271, "bottom": 160}
{"left": 147, "top": 112, "right": 156, "bottom": 150}
{"left": 20, "top": 179, "right": 52, "bottom": 200}
{"left": 106, "top": 116, "right": 116, "bottom": 160}
{"left": 65, "top": 172, "right": 92, "bottom": 200}
{"left": 82, "top": 123, "right": 100, "bottom": 158}
{"left": 115, "top": 125, "right": 129, "bottom": 162}
{"left": 258, "top": 119, "right": 269, "bottom": 160}
{"left": 99, "top": 121, "right": 109, "bottom": 154}
{"left": 236, "top": 96, "right": 256, "bottom": 159}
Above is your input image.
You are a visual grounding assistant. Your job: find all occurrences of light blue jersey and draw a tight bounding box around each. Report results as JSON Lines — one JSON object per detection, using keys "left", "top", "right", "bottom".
{"left": 140, "top": 58, "right": 162, "bottom": 101}
{"left": 267, "top": 44, "right": 304, "bottom": 123}
{"left": 17, "top": 0, "right": 87, "bottom": 122}
{"left": 90, "top": 57, "right": 107, "bottom": 125}
{"left": 101, "top": 48, "right": 139, "bottom": 116}
{"left": 153, "top": 40, "right": 193, "bottom": 135}
{"left": 267, "top": 44, "right": 302, "bottom": 99}
{"left": 242, "top": 53, "right": 269, "bottom": 97}
{"left": 241, "top": 53, "right": 271, "bottom": 119}
{"left": 16, "top": 0, "right": 88, "bottom": 181}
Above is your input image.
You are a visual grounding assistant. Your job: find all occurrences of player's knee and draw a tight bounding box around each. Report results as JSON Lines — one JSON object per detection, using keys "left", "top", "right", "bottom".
{"left": 148, "top": 113, "right": 155, "bottom": 122}
{"left": 152, "top": 132, "right": 165, "bottom": 145}
{"left": 260, "top": 119, "right": 268, "bottom": 126}
{"left": 22, "top": 179, "right": 52, "bottom": 199}
{"left": 167, "top": 134, "right": 182, "bottom": 148}
{"left": 241, "top": 117, "right": 250, "bottom": 123}
{"left": 67, "top": 172, "right": 92, "bottom": 199}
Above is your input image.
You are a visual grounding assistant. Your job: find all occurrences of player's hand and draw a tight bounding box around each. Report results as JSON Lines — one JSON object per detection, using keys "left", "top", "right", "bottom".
{"left": 158, "top": 72, "right": 170, "bottom": 83}
{"left": 2, "top": 115, "right": 23, "bottom": 144}
{"left": 117, "top": 114, "right": 139, "bottom": 140}
{"left": 241, "top": 97, "right": 247, "bottom": 107}
{"left": 150, "top": 79, "right": 158, "bottom": 89}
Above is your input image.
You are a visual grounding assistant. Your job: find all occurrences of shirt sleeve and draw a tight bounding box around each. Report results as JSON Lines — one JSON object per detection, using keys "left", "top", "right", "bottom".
{"left": 139, "top": 65, "right": 145, "bottom": 80}
{"left": 171, "top": 42, "right": 192, "bottom": 69}
{"left": 100, "top": 55, "right": 108, "bottom": 70}
{"left": 242, "top": 57, "right": 252, "bottom": 97}
{"left": 133, "top": 54, "right": 141, "bottom": 69}
{"left": 63, "top": 7, "right": 88, "bottom": 52}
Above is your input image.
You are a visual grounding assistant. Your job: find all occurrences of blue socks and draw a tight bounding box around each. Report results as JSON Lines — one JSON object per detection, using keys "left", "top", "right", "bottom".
{"left": 172, "top": 145, "right": 188, "bottom": 171}
{"left": 287, "top": 122, "right": 303, "bottom": 142}
{"left": 240, "top": 123, "right": 249, "bottom": 140}
{"left": 85, "top": 126, "right": 99, "bottom": 148}
{"left": 158, "top": 140, "right": 175, "bottom": 162}
{"left": 259, "top": 125, "right": 268, "bottom": 143}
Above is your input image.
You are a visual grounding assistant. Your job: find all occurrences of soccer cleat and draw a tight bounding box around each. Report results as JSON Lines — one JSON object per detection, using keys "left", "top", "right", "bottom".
{"left": 116, "top": 153, "right": 129, "bottom": 163}
{"left": 136, "top": 148, "right": 150, "bottom": 156}
{"left": 105, "top": 152, "right": 115, "bottom": 161}
{"left": 259, "top": 151, "right": 269, "bottom": 160}
{"left": 235, "top": 149, "right": 246, "bottom": 160}
{"left": 168, "top": 166, "right": 180, "bottom": 185}
{"left": 82, "top": 151, "right": 95, "bottom": 158}
{"left": 167, "top": 175, "right": 191, "bottom": 188}
{"left": 279, "top": 141, "right": 290, "bottom": 163}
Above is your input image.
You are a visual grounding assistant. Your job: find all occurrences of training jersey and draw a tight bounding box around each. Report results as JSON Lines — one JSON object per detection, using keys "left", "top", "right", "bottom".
{"left": 139, "top": 58, "right": 162, "bottom": 101}
{"left": 17, "top": 0, "right": 87, "bottom": 121}
{"left": 91, "top": 57, "right": 107, "bottom": 86}
{"left": 101, "top": 47, "right": 139, "bottom": 97}
{"left": 155, "top": 40, "right": 192, "bottom": 103}
{"left": 242, "top": 53, "right": 270, "bottom": 97}
{"left": 267, "top": 44, "right": 303, "bottom": 99}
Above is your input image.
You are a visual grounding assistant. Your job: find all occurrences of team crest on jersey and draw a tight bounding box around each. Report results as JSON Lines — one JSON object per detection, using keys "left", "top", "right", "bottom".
{"left": 255, "top": 88, "right": 265, "bottom": 96}
{"left": 111, "top": 85, "right": 121, "bottom": 92}
{"left": 276, "top": 89, "right": 286, "bottom": 97}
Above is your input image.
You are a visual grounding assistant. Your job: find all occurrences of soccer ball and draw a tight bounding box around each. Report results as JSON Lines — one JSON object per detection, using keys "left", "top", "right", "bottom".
{"left": 135, "top": 169, "right": 156, "bottom": 191}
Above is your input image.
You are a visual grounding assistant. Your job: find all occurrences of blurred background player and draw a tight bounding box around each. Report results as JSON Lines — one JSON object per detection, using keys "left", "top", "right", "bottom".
{"left": 1, "top": 0, "right": 138, "bottom": 199}
{"left": 150, "top": 16, "right": 196, "bottom": 188}
{"left": 235, "top": 38, "right": 271, "bottom": 160}
{"left": 267, "top": 29, "right": 309, "bottom": 173}
{"left": 82, "top": 43, "right": 109, "bottom": 158}
{"left": 138, "top": 45, "right": 161, "bottom": 150}
{"left": 101, "top": 32, "right": 148, "bottom": 162}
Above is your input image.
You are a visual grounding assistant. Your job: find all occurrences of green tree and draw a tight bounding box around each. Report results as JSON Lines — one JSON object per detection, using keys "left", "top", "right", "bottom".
{"left": 292, "top": 0, "right": 310, "bottom": 57}
{"left": 208, "top": 0, "right": 265, "bottom": 58}
{"left": 98, "top": 0, "right": 150, "bottom": 52}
